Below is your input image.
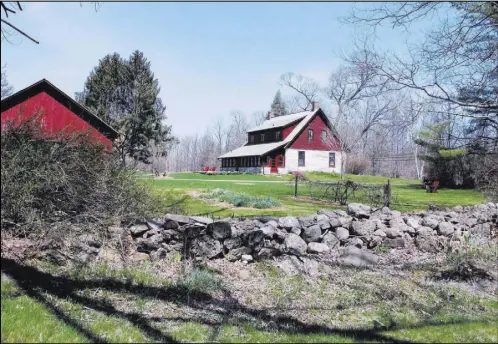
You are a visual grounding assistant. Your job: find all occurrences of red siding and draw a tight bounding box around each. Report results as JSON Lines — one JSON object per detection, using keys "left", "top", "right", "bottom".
{"left": 283, "top": 123, "right": 298, "bottom": 139}
{"left": 290, "top": 114, "right": 341, "bottom": 151}
{"left": 1, "top": 92, "right": 113, "bottom": 150}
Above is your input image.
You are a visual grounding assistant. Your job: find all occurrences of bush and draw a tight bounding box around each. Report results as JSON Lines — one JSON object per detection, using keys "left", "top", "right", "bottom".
{"left": 1, "top": 117, "right": 174, "bottom": 236}
{"left": 345, "top": 153, "right": 371, "bottom": 175}
{"left": 178, "top": 269, "right": 221, "bottom": 294}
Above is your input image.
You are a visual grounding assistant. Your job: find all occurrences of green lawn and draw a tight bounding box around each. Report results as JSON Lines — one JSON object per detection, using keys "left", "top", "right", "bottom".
{"left": 146, "top": 172, "right": 486, "bottom": 216}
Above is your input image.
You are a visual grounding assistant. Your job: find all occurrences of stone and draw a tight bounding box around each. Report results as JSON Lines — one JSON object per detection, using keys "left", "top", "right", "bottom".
{"left": 146, "top": 220, "right": 163, "bottom": 232}
{"left": 206, "top": 221, "right": 232, "bottom": 240}
{"left": 382, "top": 237, "right": 405, "bottom": 248}
{"left": 226, "top": 246, "right": 252, "bottom": 261}
{"left": 391, "top": 210, "right": 402, "bottom": 218}
{"left": 373, "top": 229, "right": 386, "bottom": 237}
{"left": 150, "top": 248, "right": 167, "bottom": 261}
{"left": 416, "top": 226, "right": 435, "bottom": 236}
{"left": 274, "top": 228, "right": 288, "bottom": 241}
{"left": 255, "top": 216, "right": 279, "bottom": 224}
{"left": 334, "top": 210, "right": 349, "bottom": 217}
{"left": 307, "top": 242, "right": 330, "bottom": 254}
{"left": 382, "top": 207, "right": 391, "bottom": 215}
{"left": 368, "top": 236, "right": 383, "bottom": 249}
{"left": 346, "top": 237, "right": 363, "bottom": 249}
{"left": 415, "top": 235, "right": 445, "bottom": 253}
{"left": 189, "top": 216, "right": 213, "bottom": 225}
{"left": 437, "top": 222, "right": 455, "bottom": 236}
{"left": 302, "top": 224, "right": 321, "bottom": 243}
{"left": 329, "top": 218, "right": 341, "bottom": 228}
{"left": 279, "top": 216, "right": 301, "bottom": 230}
{"left": 238, "top": 269, "right": 251, "bottom": 280}
{"left": 284, "top": 233, "right": 308, "bottom": 256}
{"left": 316, "top": 214, "right": 329, "bottom": 223}
{"left": 245, "top": 229, "right": 265, "bottom": 251}
{"left": 190, "top": 235, "right": 223, "bottom": 259}
{"left": 298, "top": 215, "right": 317, "bottom": 228}
{"left": 136, "top": 233, "right": 164, "bottom": 252}
{"left": 405, "top": 217, "right": 420, "bottom": 229}
{"left": 338, "top": 246, "right": 379, "bottom": 267}
{"left": 318, "top": 219, "right": 331, "bottom": 231}
{"left": 133, "top": 252, "right": 150, "bottom": 262}
{"left": 350, "top": 220, "right": 376, "bottom": 236}
{"left": 317, "top": 209, "right": 338, "bottom": 219}
{"left": 266, "top": 220, "right": 279, "bottom": 228}
{"left": 347, "top": 203, "right": 371, "bottom": 218}
{"left": 256, "top": 247, "right": 281, "bottom": 259}
{"left": 129, "top": 224, "right": 149, "bottom": 236}
{"left": 289, "top": 226, "right": 302, "bottom": 235}
{"left": 163, "top": 219, "right": 179, "bottom": 230}
{"left": 384, "top": 228, "right": 401, "bottom": 239}
{"left": 165, "top": 214, "right": 191, "bottom": 225}
{"left": 184, "top": 225, "right": 204, "bottom": 238}
{"left": 241, "top": 254, "right": 253, "bottom": 262}
{"left": 334, "top": 227, "right": 350, "bottom": 241}
{"left": 322, "top": 232, "right": 340, "bottom": 250}
{"left": 453, "top": 205, "right": 463, "bottom": 212}
{"left": 252, "top": 220, "right": 265, "bottom": 228}
{"left": 260, "top": 226, "right": 275, "bottom": 239}
{"left": 422, "top": 216, "right": 439, "bottom": 229}
{"left": 224, "top": 237, "right": 243, "bottom": 250}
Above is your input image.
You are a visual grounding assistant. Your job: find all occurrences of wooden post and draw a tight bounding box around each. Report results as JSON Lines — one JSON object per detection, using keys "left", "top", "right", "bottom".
{"left": 294, "top": 174, "right": 298, "bottom": 197}
{"left": 384, "top": 179, "right": 391, "bottom": 208}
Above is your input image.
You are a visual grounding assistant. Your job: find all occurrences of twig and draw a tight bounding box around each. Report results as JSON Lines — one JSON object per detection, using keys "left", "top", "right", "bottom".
{"left": 1, "top": 18, "right": 39, "bottom": 44}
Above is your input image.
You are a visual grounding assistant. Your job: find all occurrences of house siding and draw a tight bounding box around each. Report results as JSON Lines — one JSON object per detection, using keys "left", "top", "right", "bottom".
{"left": 283, "top": 148, "right": 343, "bottom": 174}
{"left": 290, "top": 114, "right": 341, "bottom": 151}
{"left": 1, "top": 91, "right": 113, "bottom": 150}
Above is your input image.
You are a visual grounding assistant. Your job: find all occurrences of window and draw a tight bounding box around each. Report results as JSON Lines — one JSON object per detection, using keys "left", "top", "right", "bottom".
{"left": 321, "top": 130, "right": 327, "bottom": 143}
{"left": 308, "top": 129, "right": 314, "bottom": 142}
{"left": 256, "top": 156, "right": 260, "bottom": 166}
{"left": 276, "top": 131, "right": 281, "bottom": 140}
{"left": 298, "top": 151, "right": 305, "bottom": 166}
{"left": 261, "top": 133, "right": 265, "bottom": 142}
{"left": 249, "top": 135, "right": 255, "bottom": 143}
{"left": 278, "top": 155, "right": 284, "bottom": 167}
{"left": 271, "top": 159, "right": 276, "bottom": 168}
{"left": 243, "top": 157, "right": 246, "bottom": 167}
{"left": 329, "top": 152, "right": 336, "bottom": 167}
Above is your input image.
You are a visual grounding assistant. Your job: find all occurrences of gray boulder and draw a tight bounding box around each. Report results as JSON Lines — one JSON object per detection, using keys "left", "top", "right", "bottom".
{"left": 207, "top": 221, "right": 232, "bottom": 240}
{"left": 416, "top": 226, "right": 435, "bottom": 236}
{"left": 146, "top": 220, "right": 164, "bottom": 231}
{"left": 346, "top": 237, "right": 364, "bottom": 249}
{"left": 189, "top": 216, "right": 213, "bottom": 225}
{"left": 256, "top": 247, "right": 281, "bottom": 260}
{"left": 224, "top": 237, "right": 243, "bottom": 250}
{"left": 384, "top": 228, "right": 401, "bottom": 239}
{"left": 322, "top": 232, "right": 340, "bottom": 250}
{"left": 422, "top": 216, "right": 440, "bottom": 229}
{"left": 279, "top": 216, "right": 301, "bottom": 230}
{"left": 298, "top": 215, "right": 317, "bottom": 228}
{"left": 284, "top": 233, "right": 308, "bottom": 256}
{"left": 437, "top": 222, "right": 455, "bottom": 236}
{"left": 266, "top": 220, "right": 279, "bottom": 228}
{"left": 190, "top": 235, "right": 223, "bottom": 259}
{"left": 245, "top": 229, "right": 265, "bottom": 251}
{"left": 274, "top": 228, "right": 288, "bottom": 241}
{"left": 150, "top": 248, "right": 167, "bottom": 261}
{"left": 307, "top": 242, "right": 330, "bottom": 254}
{"left": 329, "top": 218, "right": 341, "bottom": 228}
{"left": 302, "top": 225, "right": 321, "bottom": 243}
{"left": 165, "top": 214, "right": 191, "bottom": 225}
{"left": 226, "top": 246, "right": 252, "bottom": 262}
{"left": 338, "top": 246, "right": 378, "bottom": 267}
{"left": 129, "top": 224, "right": 149, "bottom": 236}
{"left": 350, "top": 220, "right": 376, "bottom": 236}
{"left": 405, "top": 217, "right": 420, "bottom": 229}
{"left": 260, "top": 226, "right": 275, "bottom": 239}
{"left": 334, "top": 227, "right": 350, "bottom": 241}
{"left": 373, "top": 229, "right": 386, "bottom": 237}
{"left": 347, "top": 203, "right": 371, "bottom": 218}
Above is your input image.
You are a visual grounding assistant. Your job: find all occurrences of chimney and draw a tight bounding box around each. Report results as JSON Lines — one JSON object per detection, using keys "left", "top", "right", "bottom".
{"left": 311, "top": 101, "right": 320, "bottom": 111}
{"left": 267, "top": 111, "right": 275, "bottom": 120}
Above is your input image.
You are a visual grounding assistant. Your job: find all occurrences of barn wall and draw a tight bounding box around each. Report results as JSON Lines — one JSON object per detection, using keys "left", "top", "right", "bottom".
{"left": 290, "top": 114, "right": 341, "bottom": 151}
{"left": 284, "top": 148, "right": 343, "bottom": 174}
{"left": 1, "top": 92, "right": 113, "bottom": 150}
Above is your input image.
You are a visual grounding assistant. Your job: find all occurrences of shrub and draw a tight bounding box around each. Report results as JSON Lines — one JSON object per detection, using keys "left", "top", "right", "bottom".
{"left": 201, "top": 189, "right": 280, "bottom": 209}
{"left": 1, "top": 117, "right": 178, "bottom": 237}
{"left": 345, "top": 154, "right": 372, "bottom": 175}
{"left": 178, "top": 269, "right": 221, "bottom": 294}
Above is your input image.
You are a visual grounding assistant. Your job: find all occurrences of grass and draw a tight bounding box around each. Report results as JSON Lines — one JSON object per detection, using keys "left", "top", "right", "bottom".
{"left": 3, "top": 256, "right": 496, "bottom": 343}
{"left": 200, "top": 189, "right": 281, "bottom": 209}
{"left": 145, "top": 172, "right": 486, "bottom": 216}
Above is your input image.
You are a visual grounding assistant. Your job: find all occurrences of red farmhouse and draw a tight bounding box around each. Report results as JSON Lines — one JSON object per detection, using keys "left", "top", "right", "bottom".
{"left": 1, "top": 79, "right": 118, "bottom": 150}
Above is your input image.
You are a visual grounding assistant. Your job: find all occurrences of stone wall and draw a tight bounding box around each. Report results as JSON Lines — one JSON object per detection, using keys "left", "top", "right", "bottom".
{"left": 128, "top": 202, "right": 498, "bottom": 266}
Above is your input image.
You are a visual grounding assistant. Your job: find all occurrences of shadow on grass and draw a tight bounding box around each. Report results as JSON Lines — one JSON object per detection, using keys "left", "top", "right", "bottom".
{"left": 0, "top": 258, "right": 490, "bottom": 343}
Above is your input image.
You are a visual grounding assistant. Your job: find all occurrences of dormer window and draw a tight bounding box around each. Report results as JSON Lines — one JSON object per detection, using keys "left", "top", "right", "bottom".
{"left": 249, "top": 134, "right": 255, "bottom": 143}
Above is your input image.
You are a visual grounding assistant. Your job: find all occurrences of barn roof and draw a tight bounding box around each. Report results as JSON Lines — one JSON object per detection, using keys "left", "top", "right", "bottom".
{"left": 1, "top": 79, "right": 119, "bottom": 140}
{"left": 219, "top": 109, "right": 321, "bottom": 158}
{"left": 247, "top": 111, "right": 310, "bottom": 132}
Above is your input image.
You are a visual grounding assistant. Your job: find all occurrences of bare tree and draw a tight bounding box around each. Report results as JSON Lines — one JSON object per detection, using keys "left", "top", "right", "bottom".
{"left": 1, "top": 64, "right": 13, "bottom": 99}
{"left": 279, "top": 73, "right": 321, "bottom": 111}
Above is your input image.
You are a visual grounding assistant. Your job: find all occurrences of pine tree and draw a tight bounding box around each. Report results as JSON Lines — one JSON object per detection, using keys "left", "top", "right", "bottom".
{"left": 76, "top": 50, "right": 173, "bottom": 165}
{"left": 270, "top": 90, "right": 288, "bottom": 117}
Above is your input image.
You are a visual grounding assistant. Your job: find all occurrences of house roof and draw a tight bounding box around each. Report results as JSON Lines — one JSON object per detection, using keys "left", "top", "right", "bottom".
{"left": 1, "top": 79, "right": 119, "bottom": 140}
{"left": 219, "top": 109, "right": 321, "bottom": 158}
{"left": 247, "top": 111, "right": 310, "bottom": 132}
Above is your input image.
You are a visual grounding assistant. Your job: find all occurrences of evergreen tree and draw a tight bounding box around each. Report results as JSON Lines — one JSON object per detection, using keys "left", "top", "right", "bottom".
{"left": 270, "top": 90, "right": 288, "bottom": 117}
{"left": 76, "top": 50, "right": 173, "bottom": 165}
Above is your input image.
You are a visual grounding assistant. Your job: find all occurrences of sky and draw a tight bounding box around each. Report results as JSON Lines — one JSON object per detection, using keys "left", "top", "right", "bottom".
{"left": 1, "top": 2, "right": 431, "bottom": 137}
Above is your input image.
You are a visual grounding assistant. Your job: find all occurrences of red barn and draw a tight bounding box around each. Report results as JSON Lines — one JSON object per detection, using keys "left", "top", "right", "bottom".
{"left": 1, "top": 79, "right": 118, "bottom": 150}
{"left": 219, "top": 101, "right": 345, "bottom": 174}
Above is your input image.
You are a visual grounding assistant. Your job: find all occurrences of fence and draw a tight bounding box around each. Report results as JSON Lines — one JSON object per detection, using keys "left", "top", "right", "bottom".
{"left": 291, "top": 176, "right": 393, "bottom": 209}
